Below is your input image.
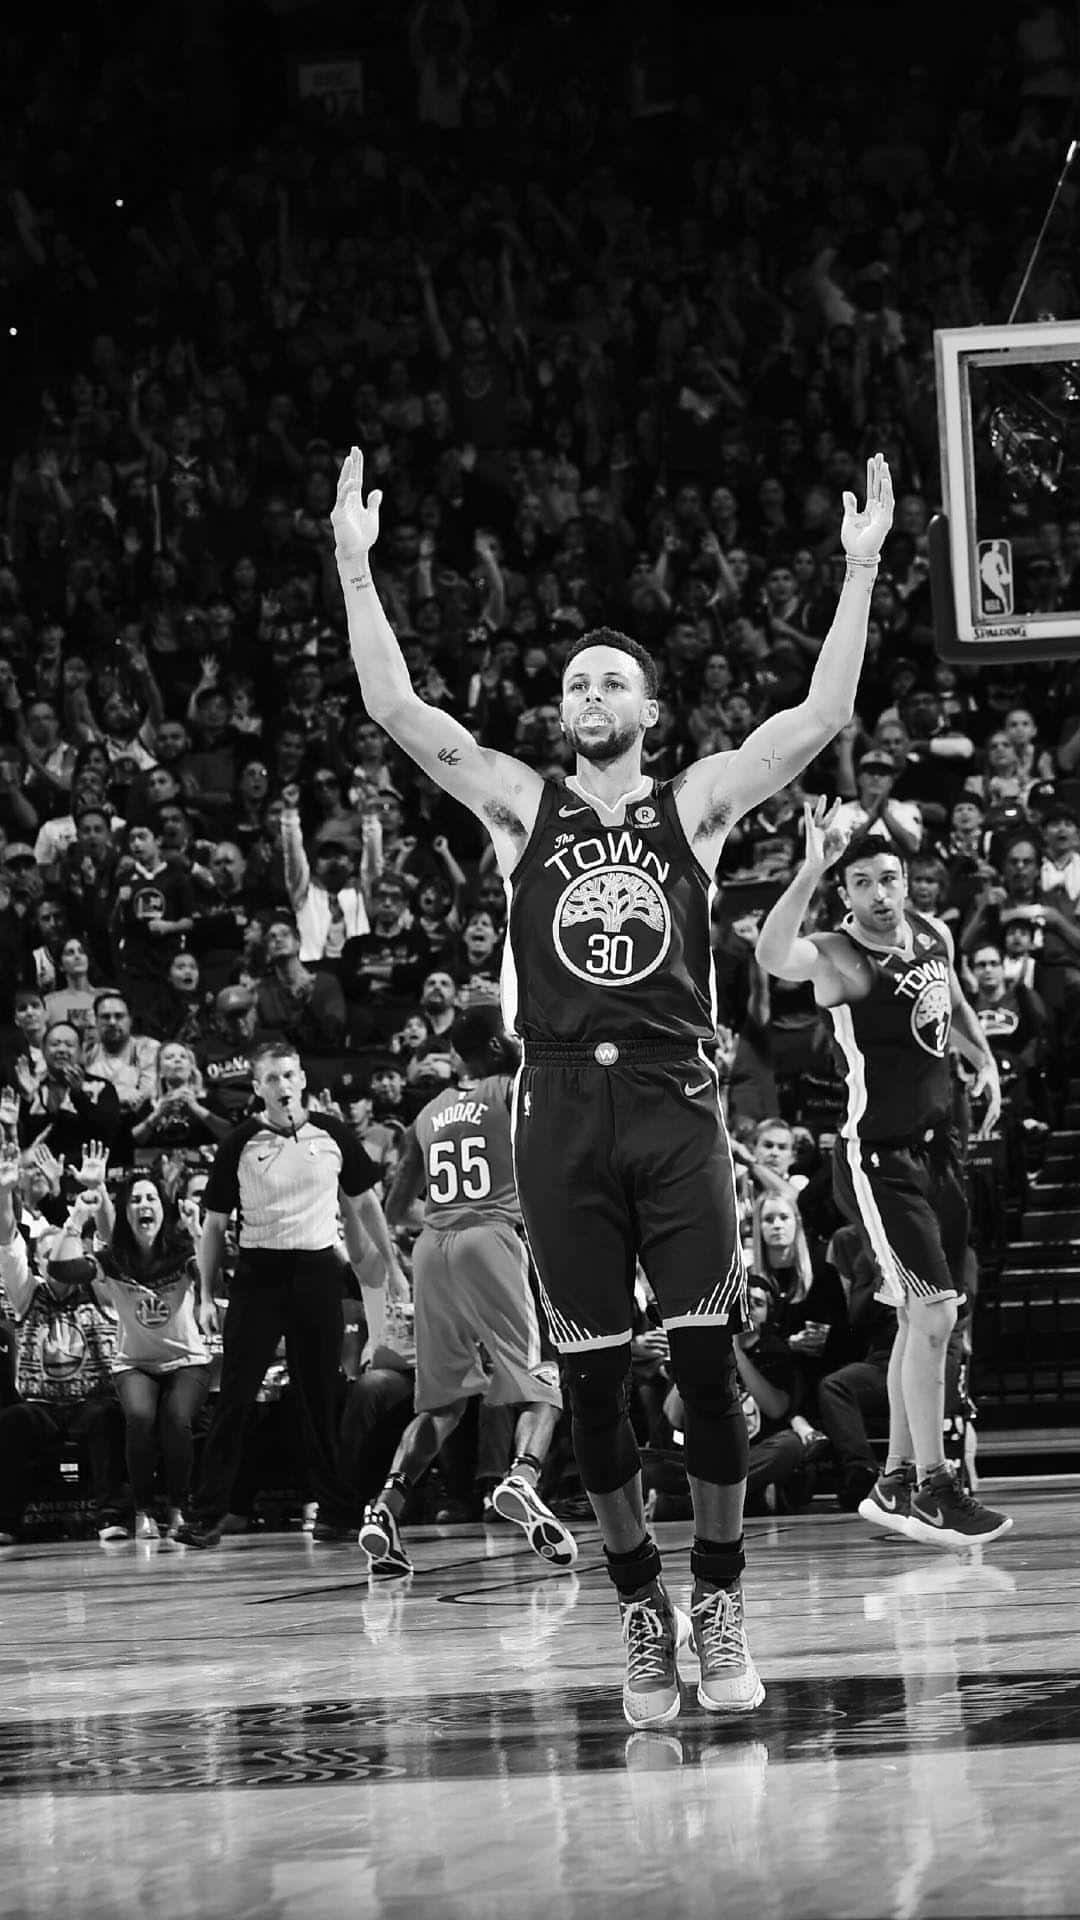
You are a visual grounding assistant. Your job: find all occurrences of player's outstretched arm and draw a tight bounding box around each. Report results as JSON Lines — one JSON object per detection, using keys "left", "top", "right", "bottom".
{"left": 677, "top": 455, "right": 894, "bottom": 850}
{"left": 754, "top": 798, "right": 851, "bottom": 998}
{"left": 332, "top": 449, "right": 543, "bottom": 846}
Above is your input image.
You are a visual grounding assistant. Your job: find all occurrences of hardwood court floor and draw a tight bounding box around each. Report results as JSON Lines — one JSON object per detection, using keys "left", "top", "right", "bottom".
{"left": 0, "top": 1481, "right": 1077, "bottom": 1920}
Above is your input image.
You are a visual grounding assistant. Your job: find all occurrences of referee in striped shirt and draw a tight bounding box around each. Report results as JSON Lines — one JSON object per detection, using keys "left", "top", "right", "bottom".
{"left": 177, "top": 1041, "right": 406, "bottom": 1547}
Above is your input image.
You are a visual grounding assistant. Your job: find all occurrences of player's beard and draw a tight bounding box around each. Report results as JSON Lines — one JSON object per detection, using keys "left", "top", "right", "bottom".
{"left": 565, "top": 715, "right": 643, "bottom": 766}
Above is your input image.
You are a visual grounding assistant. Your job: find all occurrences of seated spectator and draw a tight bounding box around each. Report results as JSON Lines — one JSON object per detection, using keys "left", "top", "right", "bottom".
{"left": 179, "top": 680, "right": 243, "bottom": 828}
{"left": 54, "top": 1170, "right": 212, "bottom": 1541}
{"left": 734, "top": 1275, "right": 812, "bottom": 1515}
{"left": 906, "top": 853, "right": 962, "bottom": 934}
{"left": 2, "top": 989, "right": 48, "bottom": 1089}
{"left": 232, "top": 757, "right": 274, "bottom": 859}
{"left": 733, "top": 1116, "right": 809, "bottom": 1205}
{"left": 967, "top": 942, "right": 1048, "bottom": 1126}
{"left": 1004, "top": 706, "right": 1055, "bottom": 789}
{"left": 454, "top": 908, "right": 503, "bottom": 1000}
{"left": 0, "top": 1146, "right": 127, "bottom": 1544}
{"left": 198, "top": 986, "right": 262, "bottom": 1124}
{"left": 16, "top": 1020, "right": 121, "bottom": 1159}
{"left": 255, "top": 915, "right": 346, "bottom": 1052}
{"left": 33, "top": 761, "right": 124, "bottom": 876}
{"left": 891, "top": 687, "right": 975, "bottom": 824}
{"left": 412, "top": 873, "right": 461, "bottom": 971}
{"left": 142, "top": 949, "right": 209, "bottom": 1045}
{"left": 44, "top": 936, "right": 101, "bottom": 1029}
{"left": 109, "top": 819, "right": 196, "bottom": 1019}
{"left": 747, "top": 1191, "right": 847, "bottom": 1370}
{"left": 962, "top": 832, "right": 1080, "bottom": 1031}
{"left": 130, "top": 1042, "right": 232, "bottom": 1157}
{"left": 834, "top": 747, "right": 923, "bottom": 855}
{"left": 400, "top": 973, "right": 460, "bottom": 1113}
{"left": 26, "top": 891, "right": 74, "bottom": 996}
{"left": 1040, "top": 800, "right": 1080, "bottom": 905}
{"left": 814, "top": 1228, "right": 898, "bottom": 1510}
{"left": 84, "top": 992, "right": 160, "bottom": 1111}
{"left": 389, "top": 1012, "right": 435, "bottom": 1071}
{"left": 340, "top": 873, "right": 428, "bottom": 1045}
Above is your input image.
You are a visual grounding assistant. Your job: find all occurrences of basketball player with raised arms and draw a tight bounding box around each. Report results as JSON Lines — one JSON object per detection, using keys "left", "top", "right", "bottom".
{"left": 333, "top": 445, "right": 892, "bottom": 1729}
{"left": 755, "top": 803, "right": 1012, "bottom": 1550}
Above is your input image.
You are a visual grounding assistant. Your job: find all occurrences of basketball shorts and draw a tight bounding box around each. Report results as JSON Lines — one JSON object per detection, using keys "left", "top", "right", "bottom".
{"left": 510, "top": 1043, "right": 748, "bottom": 1353}
{"left": 832, "top": 1129, "right": 968, "bottom": 1310}
{"left": 411, "top": 1218, "right": 562, "bottom": 1414}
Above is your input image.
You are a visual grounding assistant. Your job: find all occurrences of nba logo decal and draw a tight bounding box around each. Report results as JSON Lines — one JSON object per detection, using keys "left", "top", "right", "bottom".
{"left": 976, "top": 539, "right": 1014, "bottom": 618}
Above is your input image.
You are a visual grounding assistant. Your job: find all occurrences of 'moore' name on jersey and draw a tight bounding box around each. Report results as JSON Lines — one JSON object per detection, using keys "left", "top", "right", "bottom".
{"left": 502, "top": 780, "right": 716, "bottom": 1046}
{"left": 829, "top": 911, "right": 954, "bottom": 1142}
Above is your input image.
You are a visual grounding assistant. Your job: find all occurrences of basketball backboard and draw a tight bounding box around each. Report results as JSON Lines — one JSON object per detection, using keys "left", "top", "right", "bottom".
{"left": 930, "top": 319, "right": 1080, "bottom": 663}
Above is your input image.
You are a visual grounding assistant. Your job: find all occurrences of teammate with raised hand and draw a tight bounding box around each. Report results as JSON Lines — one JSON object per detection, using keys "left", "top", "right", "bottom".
{"left": 755, "top": 799, "right": 1011, "bottom": 1551}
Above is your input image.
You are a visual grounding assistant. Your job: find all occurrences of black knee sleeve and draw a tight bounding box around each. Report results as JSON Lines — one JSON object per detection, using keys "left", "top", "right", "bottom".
{"left": 667, "top": 1328, "right": 748, "bottom": 1488}
{"left": 564, "top": 1345, "right": 640, "bottom": 1495}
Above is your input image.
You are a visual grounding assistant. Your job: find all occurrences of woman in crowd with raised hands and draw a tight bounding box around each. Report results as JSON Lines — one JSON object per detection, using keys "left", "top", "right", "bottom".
{"left": 53, "top": 1161, "right": 211, "bottom": 1542}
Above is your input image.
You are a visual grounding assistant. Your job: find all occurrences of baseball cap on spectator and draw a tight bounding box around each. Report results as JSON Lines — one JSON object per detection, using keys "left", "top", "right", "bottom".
{"left": 858, "top": 750, "right": 895, "bottom": 774}
{"left": 1027, "top": 781, "right": 1059, "bottom": 819}
{"left": 2, "top": 842, "right": 37, "bottom": 866}
{"left": 986, "top": 801, "right": 1027, "bottom": 833}
{"left": 216, "top": 985, "right": 256, "bottom": 1016}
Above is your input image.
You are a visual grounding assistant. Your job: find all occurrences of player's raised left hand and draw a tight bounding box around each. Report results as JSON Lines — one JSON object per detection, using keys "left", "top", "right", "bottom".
{"left": 332, "top": 448, "right": 382, "bottom": 564}
{"left": 841, "top": 453, "right": 894, "bottom": 562}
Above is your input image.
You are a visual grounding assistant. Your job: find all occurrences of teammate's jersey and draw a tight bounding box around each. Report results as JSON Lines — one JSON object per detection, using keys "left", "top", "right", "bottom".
{"left": 828, "top": 909, "right": 953, "bottom": 1142}
{"left": 414, "top": 1074, "right": 520, "bottom": 1231}
{"left": 501, "top": 778, "right": 716, "bottom": 1046}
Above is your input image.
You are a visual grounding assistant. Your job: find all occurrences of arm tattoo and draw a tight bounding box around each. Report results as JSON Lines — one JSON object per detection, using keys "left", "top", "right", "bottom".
{"left": 348, "top": 572, "right": 372, "bottom": 590}
{"left": 437, "top": 747, "right": 461, "bottom": 767}
{"left": 761, "top": 748, "right": 780, "bottom": 770}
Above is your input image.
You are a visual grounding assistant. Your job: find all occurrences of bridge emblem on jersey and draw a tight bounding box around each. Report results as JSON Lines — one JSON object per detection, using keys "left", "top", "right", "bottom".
{"left": 553, "top": 865, "right": 672, "bottom": 985}
{"left": 910, "top": 978, "right": 951, "bottom": 1057}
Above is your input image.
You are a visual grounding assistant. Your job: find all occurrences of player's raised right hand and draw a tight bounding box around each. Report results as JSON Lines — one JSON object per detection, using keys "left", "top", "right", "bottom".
{"left": 802, "top": 795, "right": 848, "bottom": 873}
{"left": 332, "top": 447, "right": 383, "bottom": 564}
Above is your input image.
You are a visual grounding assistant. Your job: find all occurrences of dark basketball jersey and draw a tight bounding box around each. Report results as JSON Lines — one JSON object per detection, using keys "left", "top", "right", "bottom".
{"left": 414, "top": 1073, "right": 520, "bottom": 1230}
{"left": 828, "top": 910, "right": 953, "bottom": 1142}
{"left": 502, "top": 780, "right": 716, "bottom": 1046}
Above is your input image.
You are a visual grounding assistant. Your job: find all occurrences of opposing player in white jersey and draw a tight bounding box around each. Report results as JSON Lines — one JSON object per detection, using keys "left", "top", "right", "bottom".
{"left": 360, "top": 1006, "right": 576, "bottom": 1576}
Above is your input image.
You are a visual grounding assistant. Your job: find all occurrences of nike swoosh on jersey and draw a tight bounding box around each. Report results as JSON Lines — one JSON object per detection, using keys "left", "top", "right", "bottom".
{"left": 558, "top": 805, "right": 589, "bottom": 818}
{"left": 683, "top": 1079, "right": 711, "bottom": 1096}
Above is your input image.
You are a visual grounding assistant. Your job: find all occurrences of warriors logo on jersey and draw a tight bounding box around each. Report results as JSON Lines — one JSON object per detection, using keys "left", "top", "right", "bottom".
{"left": 551, "top": 841, "right": 672, "bottom": 987}
{"left": 893, "top": 957, "right": 951, "bottom": 1058}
